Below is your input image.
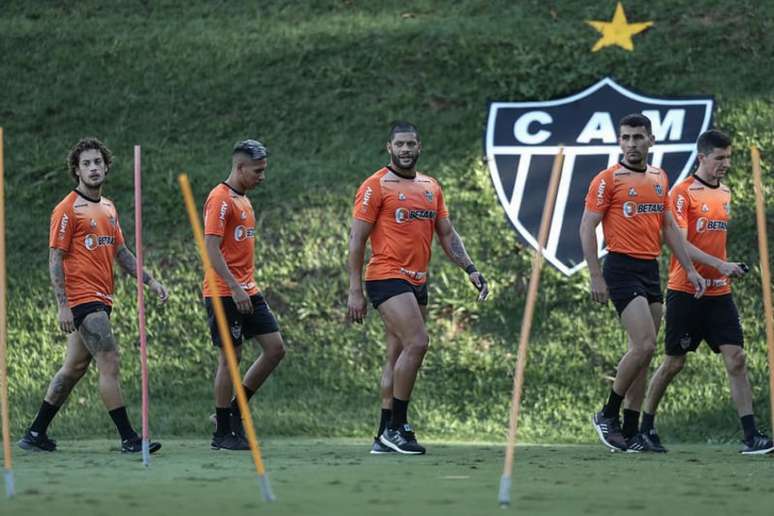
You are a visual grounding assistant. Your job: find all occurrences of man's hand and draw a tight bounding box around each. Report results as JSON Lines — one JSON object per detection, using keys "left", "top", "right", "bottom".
{"left": 469, "top": 271, "right": 489, "bottom": 302}
{"left": 687, "top": 270, "right": 706, "bottom": 298}
{"left": 231, "top": 285, "right": 253, "bottom": 314}
{"left": 149, "top": 279, "right": 170, "bottom": 303}
{"left": 348, "top": 289, "right": 367, "bottom": 323}
{"left": 589, "top": 273, "right": 609, "bottom": 304}
{"left": 718, "top": 261, "right": 747, "bottom": 278}
{"left": 58, "top": 305, "right": 75, "bottom": 334}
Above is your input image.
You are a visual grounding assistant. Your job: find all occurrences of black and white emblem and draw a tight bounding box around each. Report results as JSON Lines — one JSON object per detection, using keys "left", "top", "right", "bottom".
{"left": 485, "top": 77, "right": 713, "bottom": 275}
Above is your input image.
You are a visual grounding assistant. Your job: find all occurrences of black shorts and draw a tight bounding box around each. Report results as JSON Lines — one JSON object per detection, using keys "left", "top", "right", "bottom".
{"left": 603, "top": 252, "right": 664, "bottom": 316}
{"left": 365, "top": 279, "right": 428, "bottom": 309}
{"left": 205, "top": 294, "right": 279, "bottom": 347}
{"left": 665, "top": 289, "right": 743, "bottom": 356}
{"left": 72, "top": 302, "right": 112, "bottom": 330}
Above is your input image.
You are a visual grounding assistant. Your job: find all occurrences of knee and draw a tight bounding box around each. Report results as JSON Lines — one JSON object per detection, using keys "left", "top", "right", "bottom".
{"left": 265, "top": 343, "right": 285, "bottom": 364}
{"left": 634, "top": 339, "right": 656, "bottom": 363}
{"left": 724, "top": 348, "right": 747, "bottom": 376}
{"left": 96, "top": 353, "right": 120, "bottom": 378}
{"left": 664, "top": 357, "right": 685, "bottom": 377}
{"left": 406, "top": 332, "right": 429, "bottom": 357}
{"left": 63, "top": 360, "right": 89, "bottom": 380}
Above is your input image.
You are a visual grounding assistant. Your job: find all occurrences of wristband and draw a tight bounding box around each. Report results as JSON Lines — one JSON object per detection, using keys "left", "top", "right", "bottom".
{"left": 465, "top": 264, "right": 477, "bottom": 275}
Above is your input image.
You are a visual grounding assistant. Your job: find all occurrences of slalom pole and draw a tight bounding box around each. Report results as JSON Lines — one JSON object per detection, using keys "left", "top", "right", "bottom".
{"left": 0, "top": 128, "right": 15, "bottom": 497}
{"left": 177, "top": 174, "right": 275, "bottom": 502}
{"left": 134, "top": 145, "right": 151, "bottom": 467}
{"left": 751, "top": 146, "right": 774, "bottom": 435}
{"left": 499, "top": 148, "right": 564, "bottom": 507}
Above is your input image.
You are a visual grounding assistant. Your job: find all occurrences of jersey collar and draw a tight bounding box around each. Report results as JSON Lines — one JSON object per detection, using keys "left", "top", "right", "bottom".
{"left": 73, "top": 188, "right": 101, "bottom": 203}
{"left": 691, "top": 173, "right": 720, "bottom": 189}
{"left": 222, "top": 181, "right": 245, "bottom": 196}
{"left": 618, "top": 161, "right": 647, "bottom": 173}
{"left": 386, "top": 165, "right": 416, "bottom": 180}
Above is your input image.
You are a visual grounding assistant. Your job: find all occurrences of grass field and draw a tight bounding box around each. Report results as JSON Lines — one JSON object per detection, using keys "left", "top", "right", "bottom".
{"left": 1, "top": 438, "right": 773, "bottom": 515}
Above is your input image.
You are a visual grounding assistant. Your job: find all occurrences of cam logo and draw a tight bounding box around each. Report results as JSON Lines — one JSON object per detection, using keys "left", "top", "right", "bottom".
{"left": 628, "top": 187, "right": 637, "bottom": 197}
{"left": 485, "top": 77, "right": 713, "bottom": 275}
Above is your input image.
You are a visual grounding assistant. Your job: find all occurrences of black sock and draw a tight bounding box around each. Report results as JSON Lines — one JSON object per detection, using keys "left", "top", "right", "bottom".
{"left": 740, "top": 414, "right": 757, "bottom": 441}
{"left": 622, "top": 409, "right": 640, "bottom": 438}
{"left": 602, "top": 390, "right": 624, "bottom": 418}
{"left": 640, "top": 412, "right": 656, "bottom": 434}
{"left": 215, "top": 407, "right": 231, "bottom": 436}
{"left": 108, "top": 407, "right": 138, "bottom": 441}
{"left": 29, "top": 400, "right": 61, "bottom": 435}
{"left": 229, "top": 385, "right": 256, "bottom": 417}
{"left": 389, "top": 398, "right": 409, "bottom": 429}
{"left": 377, "top": 408, "right": 392, "bottom": 437}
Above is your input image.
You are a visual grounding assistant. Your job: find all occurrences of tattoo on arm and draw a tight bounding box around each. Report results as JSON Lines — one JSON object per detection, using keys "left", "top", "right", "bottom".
{"left": 448, "top": 231, "right": 473, "bottom": 269}
{"left": 49, "top": 250, "right": 68, "bottom": 306}
{"left": 116, "top": 246, "right": 153, "bottom": 284}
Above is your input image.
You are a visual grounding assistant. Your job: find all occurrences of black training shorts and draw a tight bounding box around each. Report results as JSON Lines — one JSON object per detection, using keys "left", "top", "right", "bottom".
{"left": 205, "top": 294, "right": 279, "bottom": 347}
{"left": 365, "top": 278, "right": 428, "bottom": 309}
{"left": 664, "top": 289, "right": 743, "bottom": 356}
{"left": 71, "top": 301, "right": 112, "bottom": 330}
{"left": 603, "top": 252, "right": 663, "bottom": 317}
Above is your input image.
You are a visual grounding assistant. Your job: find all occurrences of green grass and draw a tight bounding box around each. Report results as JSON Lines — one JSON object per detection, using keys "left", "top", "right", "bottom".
{"left": 2, "top": 439, "right": 773, "bottom": 515}
{"left": 0, "top": 1, "right": 773, "bottom": 441}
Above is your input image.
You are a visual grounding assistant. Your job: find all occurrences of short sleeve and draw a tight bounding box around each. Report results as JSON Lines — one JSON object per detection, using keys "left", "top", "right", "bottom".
{"left": 435, "top": 183, "right": 449, "bottom": 220}
{"left": 352, "top": 177, "right": 382, "bottom": 223}
{"left": 49, "top": 204, "right": 73, "bottom": 251}
{"left": 204, "top": 192, "right": 229, "bottom": 237}
{"left": 114, "top": 217, "right": 125, "bottom": 246}
{"left": 584, "top": 170, "right": 613, "bottom": 213}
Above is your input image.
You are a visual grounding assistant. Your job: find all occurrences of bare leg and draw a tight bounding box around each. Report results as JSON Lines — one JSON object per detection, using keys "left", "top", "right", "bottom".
{"left": 381, "top": 306, "right": 426, "bottom": 408}
{"left": 642, "top": 354, "right": 686, "bottom": 414}
{"left": 78, "top": 312, "right": 123, "bottom": 410}
{"left": 44, "top": 332, "right": 92, "bottom": 406}
{"left": 242, "top": 332, "right": 286, "bottom": 393}
{"left": 624, "top": 302, "right": 663, "bottom": 411}
{"left": 613, "top": 297, "right": 658, "bottom": 397}
{"left": 719, "top": 345, "right": 753, "bottom": 417}
{"left": 378, "top": 293, "right": 428, "bottom": 400}
{"left": 215, "top": 345, "right": 242, "bottom": 407}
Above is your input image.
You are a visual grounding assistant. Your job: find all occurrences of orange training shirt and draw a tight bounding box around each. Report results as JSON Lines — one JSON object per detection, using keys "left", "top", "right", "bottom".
{"left": 668, "top": 175, "right": 732, "bottom": 296}
{"left": 584, "top": 163, "right": 671, "bottom": 260}
{"left": 49, "top": 191, "right": 125, "bottom": 307}
{"left": 202, "top": 183, "right": 259, "bottom": 297}
{"left": 353, "top": 167, "right": 449, "bottom": 285}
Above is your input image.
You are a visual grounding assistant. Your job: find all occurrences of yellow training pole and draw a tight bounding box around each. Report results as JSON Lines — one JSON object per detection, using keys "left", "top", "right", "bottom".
{"left": 0, "top": 128, "right": 15, "bottom": 497}
{"left": 751, "top": 146, "right": 774, "bottom": 435}
{"left": 178, "top": 174, "right": 274, "bottom": 502}
{"left": 499, "top": 149, "right": 564, "bottom": 507}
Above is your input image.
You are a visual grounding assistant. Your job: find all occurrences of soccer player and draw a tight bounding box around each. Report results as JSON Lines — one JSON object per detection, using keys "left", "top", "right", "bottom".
{"left": 580, "top": 114, "right": 705, "bottom": 452}
{"left": 347, "top": 121, "right": 489, "bottom": 455}
{"left": 18, "top": 137, "right": 169, "bottom": 453}
{"left": 204, "top": 139, "right": 286, "bottom": 451}
{"left": 639, "top": 130, "right": 774, "bottom": 454}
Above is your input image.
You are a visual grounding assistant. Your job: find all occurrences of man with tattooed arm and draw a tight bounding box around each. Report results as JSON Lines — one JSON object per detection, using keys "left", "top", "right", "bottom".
{"left": 18, "top": 137, "right": 169, "bottom": 453}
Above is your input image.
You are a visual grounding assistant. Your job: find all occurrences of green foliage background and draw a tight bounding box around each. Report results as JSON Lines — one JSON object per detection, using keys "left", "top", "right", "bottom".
{"left": 0, "top": 1, "right": 772, "bottom": 442}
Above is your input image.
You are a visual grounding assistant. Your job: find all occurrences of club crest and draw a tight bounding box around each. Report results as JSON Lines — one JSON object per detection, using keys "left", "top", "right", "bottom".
{"left": 485, "top": 77, "right": 713, "bottom": 275}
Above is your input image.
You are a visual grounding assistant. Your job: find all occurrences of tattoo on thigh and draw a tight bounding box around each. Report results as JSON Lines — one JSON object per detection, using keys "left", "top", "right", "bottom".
{"left": 79, "top": 313, "right": 117, "bottom": 354}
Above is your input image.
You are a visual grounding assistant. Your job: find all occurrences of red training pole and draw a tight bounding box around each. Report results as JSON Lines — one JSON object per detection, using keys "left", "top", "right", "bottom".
{"left": 134, "top": 145, "right": 150, "bottom": 466}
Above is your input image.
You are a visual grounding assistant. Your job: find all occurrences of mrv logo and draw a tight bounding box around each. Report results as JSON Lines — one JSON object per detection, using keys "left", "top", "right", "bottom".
{"left": 485, "top": 77, "right": 713, "bottom": 276}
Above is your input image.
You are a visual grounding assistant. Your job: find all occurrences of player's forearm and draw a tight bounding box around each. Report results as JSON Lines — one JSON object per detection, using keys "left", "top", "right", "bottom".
{"left": 48, "top": 249, "right": 68, "bottom": 307}
{"left": 206, "top": 248, "right": 241, "bottom": 290}
{"left": 664, "top": 226, "right": 698, "bottom": 273}
{"left": 685, "top": 241, "right": 724, "bottom": 270}
{"left": 347, "top": 242, "right": 366, "bottom": 293}
{"left": 116, "top": 246, "right": 153, "bottom": 285}
{"left": 440, "top": 230, "right": 474, "bottom": 270}
{"left": 579, "top": 221, "right": 603, "bottom": 277}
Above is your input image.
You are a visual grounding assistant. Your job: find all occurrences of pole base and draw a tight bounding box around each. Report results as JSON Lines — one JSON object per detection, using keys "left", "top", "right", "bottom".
{"left": 258, "top": 473, "right": 276, "bottom": 502}
{"left": 142, "top": 439, "right": 150, "bottom": 467}
{"left": 498, "top": 475, "right": 511, "bottom": 507}
{"left": 5, "top": 470, "right": 15, "bottom": 498}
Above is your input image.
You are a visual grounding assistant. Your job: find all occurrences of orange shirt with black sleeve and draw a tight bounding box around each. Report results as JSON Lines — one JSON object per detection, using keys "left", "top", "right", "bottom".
{"left": 584, "top": 163, "right": 671, "bottom": 260}
{"left": 49, "top": 191, "right": 125, "bottom": 307}
{"left": 202, "top": 183, "right": 259, "bottom": 298}
{"left": 668, "top": 176, "right": 732, "bottom": 296}
{"left": 352, "top": 167, "right": 449, "bottom": 285}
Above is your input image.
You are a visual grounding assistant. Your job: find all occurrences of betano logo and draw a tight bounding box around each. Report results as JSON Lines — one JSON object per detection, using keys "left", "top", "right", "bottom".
{"left": 394, "top": 208, "right": 437, "bottom": 224}
{"left": 84, "top": 234, "right": 115, "bottom": 251}
{"left": 695, "top": 218, "right": 727, "bottom": 233}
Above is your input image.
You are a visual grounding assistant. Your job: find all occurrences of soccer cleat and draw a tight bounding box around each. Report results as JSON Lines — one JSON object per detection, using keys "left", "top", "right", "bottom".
{"left": 740, "top": 432, "right": 774, "bottom": 455}
{"left": 121, "top": 436, "right": 162, "bottom": 454}
{"left": 592, "top": 412, "right": 627, "bottom": 452}
{"left": 379, "top": 424, "right": 426, "bottom": 455}
{"left": 18, "top": 430, "right": 57, "bottom": 452}
{"left": 211, "top": 433, "right": 250, "bottom": 451}
{"left": 370, "top": 437, "right": 394, "bottom": 455}
{"left": 640, "top": 429, "right": 668, "bottom": 453}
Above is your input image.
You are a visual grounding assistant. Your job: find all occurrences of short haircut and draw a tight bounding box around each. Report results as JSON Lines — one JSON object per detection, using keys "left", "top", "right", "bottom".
{"left": 67, "top": 137, "right": 112, "bottom": 183}
{"left": 232, "top": 139, "right": 268, "bottom": 161}
{"left": 388, "top": 121, "right": 420, "bottom": 142}
{"left": 619, "top": 113, "right": 652, "bottom": 134}
{"left": 697, "top": 129, "right": 731, "bottom": 155}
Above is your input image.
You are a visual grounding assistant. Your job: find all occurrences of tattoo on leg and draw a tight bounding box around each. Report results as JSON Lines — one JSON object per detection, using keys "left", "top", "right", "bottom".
{"left": 47, "top": 372, "right": 78, "bottom": 405}
{"left": 79, "top": 314, "right": 117, "bottom": 354}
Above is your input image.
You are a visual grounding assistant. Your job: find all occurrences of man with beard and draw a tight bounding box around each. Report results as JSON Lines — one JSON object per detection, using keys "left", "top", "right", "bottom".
{"left": 347, "top": 121, "right": 489, "bottom": 455}
{"left": 640, "top": 130, "right": 773, "bottom": 454}
{"left": 19, "top": 137, "right": 169, "bottom": 453}
{"left": 580, "top": 114, "right": 705, "bottom": 452}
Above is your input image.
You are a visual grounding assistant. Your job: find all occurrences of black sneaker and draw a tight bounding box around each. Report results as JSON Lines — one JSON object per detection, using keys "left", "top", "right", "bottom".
{"left": 18, "top": 430, "right": 57, "bottom": 452}
{"left": 370, "top": 437, "right": 394, "bottom": 455}
{"left": 211, "top": 433, "right": 250, "bottom": 451}
{"left": 121, "top": 436, "right": 162, "bottom": 454}
{"left": 230, "top": 410, "right": 246, "bottom": 440}
{"left": 625, "top": 432, "right": 662, "bottom": 453}
{"left": 741, "top": 432, "right": 774, "bottom": 455}
{"left": 592, "top": 412, "right": 627, "bottom": 452}
{"left": 641, "top": 429, "right": 668, "bottom": 453}
{"left": 379, "top": 424, "right": 426, "bottom": 455}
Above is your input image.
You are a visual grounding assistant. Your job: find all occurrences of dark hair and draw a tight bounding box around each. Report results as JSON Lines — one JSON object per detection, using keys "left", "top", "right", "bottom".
{"left": 619, "top": 113, "right": 652, "bottom": 134}
{"left": 67, "top": 137, "right": 112, "bottom": 183}
{"left": 697, "top": 129, "right": 731, "bottom": 155}
{"left": 388, "top": 121, "right": 420, "bottom": 142}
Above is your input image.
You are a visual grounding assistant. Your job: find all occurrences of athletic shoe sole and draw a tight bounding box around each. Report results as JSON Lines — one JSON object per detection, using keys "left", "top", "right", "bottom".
{"left": 591, "top": 415, "right": 625, "bottom": 453}
{"left": 18, "top": 440, "right": 55, "bottom": 452}
{"left": 379, "top": 435, "right": 424, "bottom": 455}
{"left": 741, "top": 445, "right": 774, "bottom": 455}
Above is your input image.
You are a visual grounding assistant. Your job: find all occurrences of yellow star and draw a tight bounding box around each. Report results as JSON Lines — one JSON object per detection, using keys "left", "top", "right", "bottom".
{"left": 586, "top": 2, "right": 654, "bottom": 52}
